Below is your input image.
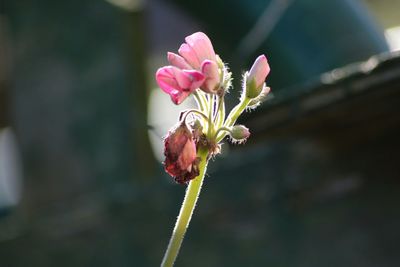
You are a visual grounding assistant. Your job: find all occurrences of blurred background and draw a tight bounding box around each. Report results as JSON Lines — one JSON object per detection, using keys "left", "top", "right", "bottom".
{"left": 1, "top": 0, "right": 400, "bottom": 266}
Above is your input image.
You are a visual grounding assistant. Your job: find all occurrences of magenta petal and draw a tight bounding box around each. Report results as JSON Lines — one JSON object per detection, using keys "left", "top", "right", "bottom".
{"left": 248, "top": 55, "right": 270, "bottom": 88}
{"left": 178, "top": 43, "right": 201, "bottom": 69}
{"left": 182, "top": 70, "right": 205, "bottom": 90}
{"left": 185, "top": 32, "right": 216, "bottom": 64}
{"left": 156, "top": 66, "right": 204, "bottom": 104}
{"left": 156, "top": 66, "right": 180, "bottom": 95}
{"left": 172, "top": 67, "right": 193, "bottom": 89}
{"left": 167, "top": 52, "right": 192, "bottom": 69}
{"left": 170, "top": 89, "right": 190, "bottom": 105}
{"left": 201, "top": 60, "right": 220, "bottom": 93}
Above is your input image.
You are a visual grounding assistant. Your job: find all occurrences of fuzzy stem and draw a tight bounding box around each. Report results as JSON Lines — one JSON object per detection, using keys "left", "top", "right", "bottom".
{"left": 217, "top": 98, "right": 251, "bottom": 142}
{"left": 161, "top": 147, "right": 209, "bottom": 267}
{"left": 225, "top": 97, "right": 251, "bottom": 127}
{"left": 182, "top": 109, "right": 209, "bottom": 122}
{"left": 214, "top": 126, "right": 232, "bottom": 138}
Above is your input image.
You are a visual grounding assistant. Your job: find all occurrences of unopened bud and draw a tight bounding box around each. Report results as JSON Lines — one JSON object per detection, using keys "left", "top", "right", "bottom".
{"left": 245, "top": 55, "right": 270, "bottom": 99}
{"left": 230, "top": 125, "right": 250, "bottom": 143}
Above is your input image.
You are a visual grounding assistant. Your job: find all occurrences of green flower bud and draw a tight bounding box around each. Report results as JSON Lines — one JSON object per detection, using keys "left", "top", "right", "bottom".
{"left": 245, "top": 55, "right": 270, "bottom": 99}
{"left": 230, "top": 125, "right": 250, "bottom": 143}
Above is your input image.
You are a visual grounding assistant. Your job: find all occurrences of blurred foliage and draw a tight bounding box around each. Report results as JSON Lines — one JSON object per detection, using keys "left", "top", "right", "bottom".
{"left": 168, "top": 0, "right": 388, "bottom": 92}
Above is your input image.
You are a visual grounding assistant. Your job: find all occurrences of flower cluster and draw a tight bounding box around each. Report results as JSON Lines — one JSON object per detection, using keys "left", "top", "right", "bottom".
{"left": 156, "top": 32, "right": 270, "bottom": 184}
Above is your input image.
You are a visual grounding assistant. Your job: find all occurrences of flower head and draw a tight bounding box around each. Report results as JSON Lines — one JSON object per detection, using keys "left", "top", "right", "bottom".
{"left": 163, "top": 122, "right": 200, "bottom": 184}
{"left": 156, "top": 34, "right": 272, "bottom": 184}
{"left": 157, "top": 32, "right": 223, "bottom": 104}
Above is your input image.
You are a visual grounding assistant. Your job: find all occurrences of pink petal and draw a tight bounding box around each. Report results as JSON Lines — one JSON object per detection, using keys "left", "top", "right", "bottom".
{"left": 156, "top": 66, "right": 204, "bottom": 105}
{"left": 170, "top": 89, "right": 190, "bottom": 105}
{"left": 185, "top": 32, "right": 216, "bottom": 64}
{"left": 248, "top": 55, "right": 270, "bottom": 88}
{"left": 178, "top": 43, "right": 201, "bottom": 69}
{"left": 172, "top": 67, "right": 193, "bottom": 89}
{"left": 167, "top": 52, "right": 191, "bottom": 69}
{"left": 156, "top": 66, "right": 180, "bottom": 95}
{"left": 200, "top": 60, "right": 220, "bottom": 93}
{"left": 182, "top": 70, "right": 205, "bottom": 90}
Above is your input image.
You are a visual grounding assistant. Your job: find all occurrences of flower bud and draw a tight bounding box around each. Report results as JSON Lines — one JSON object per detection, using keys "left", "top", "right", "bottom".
{"left": 163, "top": 123, "right": 200, "bottom": 184}
{"left": 230, "top": 125, "right": 250, "bottom": 143}
{"left": 245, "top": 55, "right": 270, "bottom": 99}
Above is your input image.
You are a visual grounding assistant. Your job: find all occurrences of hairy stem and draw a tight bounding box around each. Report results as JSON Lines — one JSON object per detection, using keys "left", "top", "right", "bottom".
{"left": 217, "top": 97, "right": 250, "bottom": 142}
{"left": 182, "top": 109, "right": 209, "bottom": 123}
{"left": 161, "top": 147, "right": 209, "bottom": 267}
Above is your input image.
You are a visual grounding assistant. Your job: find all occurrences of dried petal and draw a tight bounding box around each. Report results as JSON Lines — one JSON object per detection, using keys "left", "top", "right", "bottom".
{"left": 163, "top": 123, "right": 200, "bottom": 184}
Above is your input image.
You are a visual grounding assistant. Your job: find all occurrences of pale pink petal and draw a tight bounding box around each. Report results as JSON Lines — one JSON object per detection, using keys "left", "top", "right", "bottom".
{"left": 178, "top": 43, "right": 201, "bottom": 69}
{"left": 185, "top": 32, "right": 216, "bottom": 64}
{"left": 200, "top": 60, "right": 220, "bottom": 93}
{"left": 248, "top": 55, "right": 270, "bottom": 88}
{"left": 167, "top": 52, "right": 191, "bottom": 69}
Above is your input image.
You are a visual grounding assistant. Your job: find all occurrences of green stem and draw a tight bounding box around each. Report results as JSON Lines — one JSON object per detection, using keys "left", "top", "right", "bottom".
{"left": 214, "top": 126, "right": 232, "bottom": 139}
{"left": 215, "top": 94, "right": 225, "bottom": 128}
{"left": 161, "top": 147, "right": 209, "bottom": 267}
{"left": 217, "top": 98, "right": 250, "bottom": 142}
{"left": 193, "top": 91, "right": 205, "bottom": 112}
{"left": 182, "top": 109, "right": 209, "bottom": 122}
{"left": 207, "top": 95, "right": 215, "bottom": 137}
{"left": 225, "top": 98, "right": 251, "bottom": 127}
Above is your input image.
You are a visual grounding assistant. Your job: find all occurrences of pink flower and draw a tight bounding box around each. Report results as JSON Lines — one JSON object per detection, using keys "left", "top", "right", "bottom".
{"left": 167, "top": 32, "right": 221, "bottom": 94}
{"left": 246, "top": 55, "right": 270, "bottom": 98}
{"left": 164, "top": 123, "right": 199, "bottom": 184}
{"left": 156, "top": 66, "right": 205, "bottom": 105}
